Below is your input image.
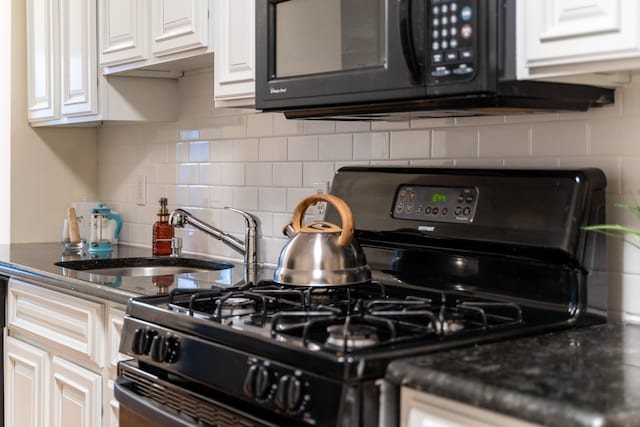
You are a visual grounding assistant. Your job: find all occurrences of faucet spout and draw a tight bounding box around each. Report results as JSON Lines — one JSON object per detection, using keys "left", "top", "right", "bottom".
{"left": 168, "top": 207, "right": 258, "bottom": 269}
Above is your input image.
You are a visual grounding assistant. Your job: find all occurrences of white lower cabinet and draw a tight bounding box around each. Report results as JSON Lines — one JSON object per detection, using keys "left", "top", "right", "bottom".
{"left": 4, "top": 336, "right": 48, "bottom": 427}
{"left": 401, "top": 387, "right": 542, "bottom": 427}
{"left": 4, "top": 277, "right": 126, "bottom": 427}
{"left": 50, "top": 356, "right": 102, "bottom": 427}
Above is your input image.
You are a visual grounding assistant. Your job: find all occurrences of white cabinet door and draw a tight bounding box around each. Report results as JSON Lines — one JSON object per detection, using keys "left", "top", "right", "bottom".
{"left": 5, "top": 336, "right": 48, "bottom": 427}
{"left": 50, "top": 356, "right": 102, "bottom": 427}
{"left": 98, "top": 0, "right": 148, "bottom": 66}
{"left": 519, "top": 0, "right": 640, "bottom": 77}
{"left": 214, "top": 0, "right": 255, "bottom": 107}
{"left": 151, "top": 0, "right": 209, "bottom": 57}
{"left": 59, "top": 0, "right": 98, "bottom": 117}
{"left": 27, "top": 0, "right": 99, "bottom": 123}
{"left": 26, "top": 0, "right": 58, "bottom": 121}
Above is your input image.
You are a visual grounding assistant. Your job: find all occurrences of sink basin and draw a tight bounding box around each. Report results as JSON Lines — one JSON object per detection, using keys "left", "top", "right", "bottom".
{"left": 55, "top": 257, "right": 234, "bottom": 277}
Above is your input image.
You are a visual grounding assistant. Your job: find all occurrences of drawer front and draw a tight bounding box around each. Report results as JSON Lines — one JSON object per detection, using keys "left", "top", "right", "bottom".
{"left": 8, "top": 277, "right": 105, "bottom": 369}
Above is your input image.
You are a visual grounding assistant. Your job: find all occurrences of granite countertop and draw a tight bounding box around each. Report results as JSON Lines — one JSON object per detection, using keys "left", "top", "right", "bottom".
{"left": 0, "top": 242, "right": 275, "bottom": 305}
{"left": 387, "top": 322, "right": 640, "bottom": 427}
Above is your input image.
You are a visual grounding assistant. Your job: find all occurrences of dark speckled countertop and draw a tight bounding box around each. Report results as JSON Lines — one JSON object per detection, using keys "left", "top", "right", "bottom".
{"left": 387, "top": 322, "right": 640, "bottom": 427}
{"left": 0, "top": 243, "right": 275, "bottom": 305}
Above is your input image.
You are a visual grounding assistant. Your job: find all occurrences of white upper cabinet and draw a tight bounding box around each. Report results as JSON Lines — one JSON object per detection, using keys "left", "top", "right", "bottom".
{"left": 151, "top": 0, "right": 209, "bottom": 57}
{"left": 27, "top": 0, "right": 178, "bottom": 126}
{"left": 99, "top": 0, "right": 147, "bottom": 66}
{"left": 214, "top": 0, "right": 256, "bottom": 107}
{"left": 26, "top": 0, "right": 58, "bottom": 121}
{"left": 27, "top": 0, "right": 97, "bottom": 122}
{"left": 60, "top": 0, "right": 98, "bottom": 117}
{"left": 518, "top": 0, "right": 640, "bottom": 79}
{"left": 100, "top": 0, "right": 213, "bottom": 76}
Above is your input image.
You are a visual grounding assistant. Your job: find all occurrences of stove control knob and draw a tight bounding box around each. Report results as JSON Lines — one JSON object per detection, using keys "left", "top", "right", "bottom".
{"left": 275, "top": 375, "right": 303, "bottom": 411}
{"left": 243, "top": 365, "right": 271, "bottom": 399}
{"left": 131, "top": 328, "right": 157, "bottom": 355}
{"left": 150, "top": 335, "right": 169, "bottom": 362}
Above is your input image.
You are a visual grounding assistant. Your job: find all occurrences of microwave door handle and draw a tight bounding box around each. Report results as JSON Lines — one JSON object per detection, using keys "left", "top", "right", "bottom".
{"left": 399, "top": 0, "right": 421, "bottom": 84}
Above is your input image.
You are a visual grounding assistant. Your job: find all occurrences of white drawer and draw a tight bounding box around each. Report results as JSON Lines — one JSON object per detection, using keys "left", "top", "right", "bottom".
{"left": 8, "top": 277, "right": 105, "bottom": 369}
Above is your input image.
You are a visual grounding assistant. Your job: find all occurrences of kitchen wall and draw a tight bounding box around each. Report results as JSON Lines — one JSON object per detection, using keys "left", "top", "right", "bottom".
{"left": 1, "top": 0, "right": 11, "bottom": 243}
{"left": 5, "top": 0, "right": 98, "bottom": 244}
{"left": 97, "top": 69, "right": 640, "bottom": 320}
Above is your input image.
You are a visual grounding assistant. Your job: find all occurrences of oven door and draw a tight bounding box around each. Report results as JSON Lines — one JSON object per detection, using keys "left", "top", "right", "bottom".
{"left": 114, "top": 361, "right": 282, "bottom": 427}
{"left": 255, "top": 0, "right": 427, "bottom": 111}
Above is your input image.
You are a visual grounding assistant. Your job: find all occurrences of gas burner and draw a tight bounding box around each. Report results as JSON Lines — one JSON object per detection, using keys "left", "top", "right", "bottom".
{"left": 216, "top": 297, "right": 256, "bottom": 317}
{"left": 439, "top": 319, "right": 465, "bottom": 335}
{"left": 325, "top": 324, "right": 380, "bottom": 350}
{"left": 307, "top": 288, "right": 344, "bottom": 306}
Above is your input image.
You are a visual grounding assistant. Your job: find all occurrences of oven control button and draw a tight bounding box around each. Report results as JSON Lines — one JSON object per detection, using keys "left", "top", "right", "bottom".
{"left": 150, "top": 335, "right": 169, "bottom": 362}
{"left": 131, "top": 328, "right": 157, "bottom": 355}
{"left": 275, "top": 375, "right": 303, "bottom": 411}
{"left": 243, "top": 365, "right": 271, "bottom": 399}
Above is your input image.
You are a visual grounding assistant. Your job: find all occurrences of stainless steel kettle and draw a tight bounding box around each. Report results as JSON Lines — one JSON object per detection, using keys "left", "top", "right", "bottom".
{"left": 274, "top": 194, "right": 371, "bottom": 287}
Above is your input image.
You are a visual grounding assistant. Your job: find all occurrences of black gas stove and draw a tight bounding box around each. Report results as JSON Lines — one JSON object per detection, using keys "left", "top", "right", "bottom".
{"left": 115, "top": 167, "right": 607, "bottom": 427}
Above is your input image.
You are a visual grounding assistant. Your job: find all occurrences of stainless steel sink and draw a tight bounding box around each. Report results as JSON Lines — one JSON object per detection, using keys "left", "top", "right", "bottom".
{"left": 55, "top": 257, "right": 234, "bottom": 277}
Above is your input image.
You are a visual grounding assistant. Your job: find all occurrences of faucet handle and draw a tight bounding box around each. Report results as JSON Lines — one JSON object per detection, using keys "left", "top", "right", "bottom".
{"left": 170, "top": 237, "right": 183, "bottom": 257}
{"left": 169, "top": 209, "right": 190, "bottom": 227}
{"left": 224, "top": 207, "right": 257, "bottom": 229}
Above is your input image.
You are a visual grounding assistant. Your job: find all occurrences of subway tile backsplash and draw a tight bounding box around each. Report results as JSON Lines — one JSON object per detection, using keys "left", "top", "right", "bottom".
{"left": 98, "top": 70, "right": 640, "bottom": 319}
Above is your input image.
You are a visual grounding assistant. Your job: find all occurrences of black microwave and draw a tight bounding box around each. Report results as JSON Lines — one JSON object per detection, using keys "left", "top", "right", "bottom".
{"left": 255, "top": 0, "right": 614, "bottom": 120}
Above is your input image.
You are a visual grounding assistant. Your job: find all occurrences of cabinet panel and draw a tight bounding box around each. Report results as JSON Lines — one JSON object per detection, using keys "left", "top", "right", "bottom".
{"left": 107, "top": 307, "right": 126, "bottom": 379}
{"left": 151, "top": 0, "right": 209, "bottom": 57}
{"left": 59, "top": 0, "right": 98, "bottom": 116}
{"left": 214, "top": 0, "right": 255, "bottom": 106}
{"left": 50, "top": 356, "right": 102, "bottom": 427}
{"left": 522, "top": 0, "right": 640, "bottom": 70}
{"left": 27, "top": 0, "right": 58, "bottom": 121}
{"left": 5, "top": 336, "right": 48, "bottom": 427}
{"left": 8, "top": 278, "right": 104, "bottom": 368}
{"left": 98, "top": 0, "right": 148, "bottom": 66}
{"left": 401, "top": 388, "right": 541, "bottom": 427}
{"left": 105, "top": 380, "right": 119, "bottom": 427}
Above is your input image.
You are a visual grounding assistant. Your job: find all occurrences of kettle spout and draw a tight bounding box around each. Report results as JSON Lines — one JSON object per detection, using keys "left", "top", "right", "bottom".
{"left": 282, "top": 222, "right": 295, "bottom": 239}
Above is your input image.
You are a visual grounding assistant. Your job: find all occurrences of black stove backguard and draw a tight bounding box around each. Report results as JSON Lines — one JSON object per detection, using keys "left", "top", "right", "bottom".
{"left": 327, "top": 167, "right": 607, "bottom": 317}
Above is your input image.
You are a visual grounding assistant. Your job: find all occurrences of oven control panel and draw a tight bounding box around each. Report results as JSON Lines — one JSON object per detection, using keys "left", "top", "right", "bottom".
{"left": 392, "top": 185, "right": 478, "bottom": 223}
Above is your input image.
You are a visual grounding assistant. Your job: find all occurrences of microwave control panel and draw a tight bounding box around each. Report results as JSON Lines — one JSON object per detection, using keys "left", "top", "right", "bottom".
{"left": 428, "top": 0, "right": 477, "bottom": 84}
{"left": 392, "top": 185, "right": 478, "bottom": 223}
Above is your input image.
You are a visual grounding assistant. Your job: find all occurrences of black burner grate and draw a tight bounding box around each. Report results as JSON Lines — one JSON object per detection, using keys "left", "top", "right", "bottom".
{"left": 162, "top": 281, "right": 524, "bottom": 355}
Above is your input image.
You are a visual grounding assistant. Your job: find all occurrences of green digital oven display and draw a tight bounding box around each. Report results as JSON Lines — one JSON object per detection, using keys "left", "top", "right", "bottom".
{"left": 430, "top": 193, "right": 447, "bottom": 203}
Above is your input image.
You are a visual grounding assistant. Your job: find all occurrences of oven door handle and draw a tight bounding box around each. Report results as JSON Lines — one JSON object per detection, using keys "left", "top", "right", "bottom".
{"left": 398, "top": 0, "right": 421, "bottom": 84}
{"left": 114, "top": 377, "right": 196, "bottom": 427}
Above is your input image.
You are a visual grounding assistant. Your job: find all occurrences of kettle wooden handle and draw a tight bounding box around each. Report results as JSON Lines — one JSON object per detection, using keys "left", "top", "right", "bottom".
{"left": 291, "top": 194, "right": 354, "bottom": 247}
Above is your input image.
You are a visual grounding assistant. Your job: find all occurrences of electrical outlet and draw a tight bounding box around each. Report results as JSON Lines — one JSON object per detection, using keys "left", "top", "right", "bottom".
{"left": 311, "top": 181, "right": 330, "bottom": 221}
{"left": 136, "top": 175, "right": 146, "bottom": 206}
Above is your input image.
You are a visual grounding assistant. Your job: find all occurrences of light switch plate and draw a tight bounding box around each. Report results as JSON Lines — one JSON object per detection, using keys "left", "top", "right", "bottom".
{"left": 136, "top": 175, "right": 146, "bottom": 206}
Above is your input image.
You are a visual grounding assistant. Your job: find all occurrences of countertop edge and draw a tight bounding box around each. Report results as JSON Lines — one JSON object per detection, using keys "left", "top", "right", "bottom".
{"left": 0, "top": 260, "right": 137, "bottom": 305}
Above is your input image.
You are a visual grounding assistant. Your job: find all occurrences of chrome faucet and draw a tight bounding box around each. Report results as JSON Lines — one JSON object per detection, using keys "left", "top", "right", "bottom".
{"left": 168, "top": 207, "right": 258, "bottom": 270}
